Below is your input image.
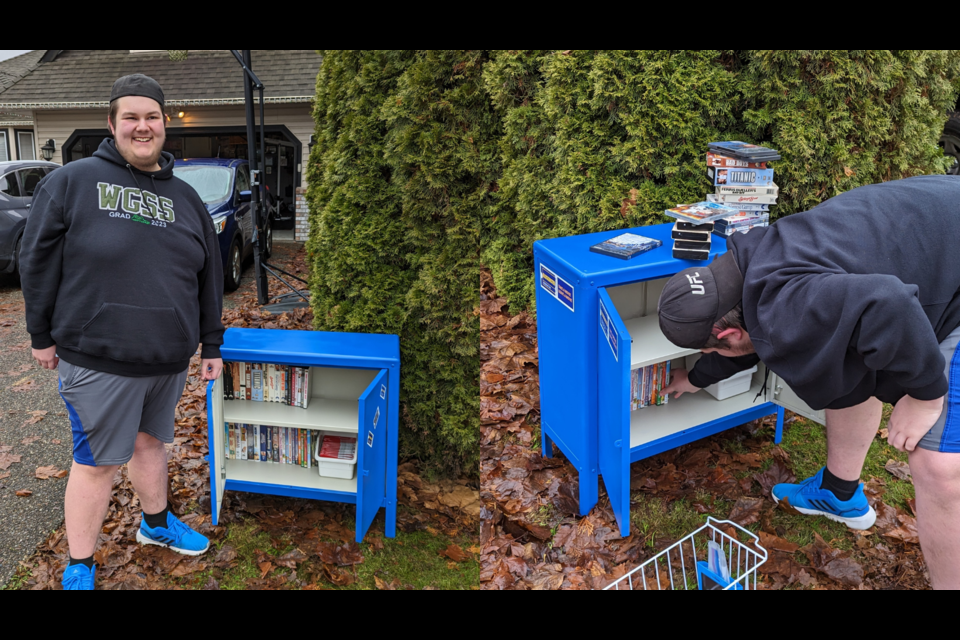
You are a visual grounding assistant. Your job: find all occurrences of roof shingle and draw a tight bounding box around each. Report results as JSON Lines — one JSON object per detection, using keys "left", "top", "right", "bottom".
{"left": 0, "top": 50, "right": 320, "bottom": 105}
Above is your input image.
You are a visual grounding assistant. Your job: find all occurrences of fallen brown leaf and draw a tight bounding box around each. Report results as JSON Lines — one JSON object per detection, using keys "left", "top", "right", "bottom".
{"left": 728, "top": 496, "right": 763, "bottom": 526}
{"left": 884, "top": 459, "right": 911, "bottom": 481}
{"left": 0, "top": 452, "right": 22, "bottom": 470}
{"left": 35, "top": 465, "right": 65, "bottom": 480}
{"left": 439, "top": 544, "right": 471, "bottom": 563}
{"left": 15, "top": 490, "right": 32, "bottom": 497}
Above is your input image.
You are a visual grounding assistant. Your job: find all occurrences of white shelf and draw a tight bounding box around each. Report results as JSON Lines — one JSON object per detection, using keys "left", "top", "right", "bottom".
{"left": 223, "top": 398, "right": 358, "bottom": 433}
{"left": 226, "top": 458, "right": 357, "bottom": 494}
{"left": 623, "top": 315, "right": 698, "bottom": 370}
{"left": 630, "top": 381, "right": 766, "bottom": 449}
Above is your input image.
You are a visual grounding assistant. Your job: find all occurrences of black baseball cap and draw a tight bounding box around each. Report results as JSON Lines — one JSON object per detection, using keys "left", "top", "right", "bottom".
{"left": 110, "top": 74, "right": 164, "bottom": 108}
{"left": 657, "top": 251, "right": 744, "bottom": 349}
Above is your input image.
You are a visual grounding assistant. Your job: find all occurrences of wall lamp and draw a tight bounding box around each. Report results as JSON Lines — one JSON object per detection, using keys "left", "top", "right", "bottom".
{"left": 40, "top": 139, "right": 56, "bottom": 161}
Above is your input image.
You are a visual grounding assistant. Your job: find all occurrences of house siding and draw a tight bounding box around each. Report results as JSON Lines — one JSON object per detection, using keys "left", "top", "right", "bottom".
{"left": 35, "top": 103, "right": 314, "bottom": 188}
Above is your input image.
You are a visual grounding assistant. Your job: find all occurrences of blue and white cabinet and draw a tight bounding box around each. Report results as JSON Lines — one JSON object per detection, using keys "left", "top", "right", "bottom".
{"left": 535, "top": 223, "right": 824, "bottom": 538}
{"left": 206, "top": 328, "right": 400, "bottom": 542}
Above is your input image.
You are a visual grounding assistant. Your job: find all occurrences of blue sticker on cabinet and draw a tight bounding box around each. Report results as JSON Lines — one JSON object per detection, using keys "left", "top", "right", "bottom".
{"left": 599, "top": 298, "right": 618, "bottom": 361}
{"left": 540, "top": 264, "right": 558, "bottom": 297}
{"left": 367, "top": 431, "right": 374, "bottom": 447}
{"left": 556, "top": 276, "right": 574, "bottom": 312}
{"left": 380, "top": 384, "right": 386, "bottom": 399}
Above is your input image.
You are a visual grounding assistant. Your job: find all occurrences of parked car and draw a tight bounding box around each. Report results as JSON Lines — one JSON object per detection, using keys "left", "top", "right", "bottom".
{"left": 173, "top": 158, "right": 273, "bottom": 291}
{"left": 0, "top": 160, "right": 61, "bottom": 278}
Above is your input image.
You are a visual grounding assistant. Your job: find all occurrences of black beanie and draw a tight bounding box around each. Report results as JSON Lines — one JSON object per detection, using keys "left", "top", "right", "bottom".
{"left": 110, "top": 74, "right": 164, "bottom": 108}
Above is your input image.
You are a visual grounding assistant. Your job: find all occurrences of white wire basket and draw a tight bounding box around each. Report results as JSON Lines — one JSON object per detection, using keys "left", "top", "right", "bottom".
{"left": 603, "top": 517, "right": 768, "bottom": 590}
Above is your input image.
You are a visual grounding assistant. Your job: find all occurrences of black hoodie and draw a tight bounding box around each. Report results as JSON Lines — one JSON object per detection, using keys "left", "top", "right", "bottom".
{"left": 20, "top": 138, "right": 224, "bottom": 377}
{"left": 689, "top": 175, "right": 960, "bottom": 410}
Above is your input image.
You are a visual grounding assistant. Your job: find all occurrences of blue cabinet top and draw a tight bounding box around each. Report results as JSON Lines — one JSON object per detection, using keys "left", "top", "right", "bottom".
{"left": 534, "top": 223, "right": 728, "bottom": 286}
{"left": 221, "top": 328, "right": 400, "bottom": 369}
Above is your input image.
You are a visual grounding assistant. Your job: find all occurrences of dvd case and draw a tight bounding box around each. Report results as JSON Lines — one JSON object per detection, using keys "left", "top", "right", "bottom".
{"left": 589, "top": 233, "right": 663, "bottom": 260}
{"left": 710, "top": 168, "right": 775, "bottom": 187}
{"left": 707, "top": 193, "right": 778, "bottom": 205}
{"left": 671, "top": 222, "right": 711, "bottom": 241}
{"left": 665, "top": 201, "right": 739, "bottom": 224}
{"left": 706, "top": 151, "right": 767, "bottom": 169}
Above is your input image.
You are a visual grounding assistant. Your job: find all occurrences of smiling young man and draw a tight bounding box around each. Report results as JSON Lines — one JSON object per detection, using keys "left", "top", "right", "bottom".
{"left": 656, "top": 175, "right": 960, "bottom": 589}
{"left": 19, "top": 74, "right": 224, "bottom": 590}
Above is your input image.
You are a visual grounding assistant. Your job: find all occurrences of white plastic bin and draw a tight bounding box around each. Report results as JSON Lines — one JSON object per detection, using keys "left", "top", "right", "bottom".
{"left": 314, "top": 431, "right": 358, "bottom": 480}
{"left": 702, "top": 365, "right": 758, "bottom": 400}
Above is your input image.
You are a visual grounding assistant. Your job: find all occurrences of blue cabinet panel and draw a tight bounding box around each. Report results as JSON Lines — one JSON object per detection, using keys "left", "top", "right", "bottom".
{"left": 597, "top": 289, "right": 631, "bottom": 537}
{"left": 357, "top": 369, "right": 388, "bottom": 542}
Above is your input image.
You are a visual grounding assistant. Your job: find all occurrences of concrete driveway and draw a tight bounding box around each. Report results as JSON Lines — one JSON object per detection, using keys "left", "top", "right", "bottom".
{"left": 0, "top": 270, "right": 73, "bottom": 587}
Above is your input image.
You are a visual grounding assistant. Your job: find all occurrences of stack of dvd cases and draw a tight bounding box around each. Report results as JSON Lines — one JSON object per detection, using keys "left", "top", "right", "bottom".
{"left": 704, "top": 142, "right": 780, "bottom": 238}
{"left": 663, "top": 202, "right": 738, "bottom": 260}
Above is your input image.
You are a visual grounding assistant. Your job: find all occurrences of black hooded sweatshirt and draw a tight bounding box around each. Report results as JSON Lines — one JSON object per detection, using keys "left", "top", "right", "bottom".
{"left": 20, "top": 138, "right": 224, "bottom": 376}
{"left": 688, "top": 175, "right": 960, "bottom": 411}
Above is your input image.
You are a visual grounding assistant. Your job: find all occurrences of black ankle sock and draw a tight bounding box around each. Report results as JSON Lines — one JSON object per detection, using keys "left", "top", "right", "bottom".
{"left": 144, "top": 505, "right": 170, "bottom": 529}
{"left": 69, "top": 555, "right": 94, "bottom": 570}
{"left": 820, "top": 467, "right": 860, "bottom": 502}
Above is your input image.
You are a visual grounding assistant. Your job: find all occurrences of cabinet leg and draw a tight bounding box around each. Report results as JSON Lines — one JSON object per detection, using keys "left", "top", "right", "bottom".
{"left": 775, "top": 406, "right": 785, "bottom": 444}
{"left": 542, "top": 431, "right": 554, "bottom": 458}
{"left": 579, "top": 468, "right": 598, "bottom": 516}
{"left": 385, "top": 503, "right": 396, "bottom": 538}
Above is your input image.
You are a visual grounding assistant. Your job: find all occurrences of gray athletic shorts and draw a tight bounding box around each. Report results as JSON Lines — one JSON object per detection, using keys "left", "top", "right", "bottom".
{"left": 918, "top": 324, "right": 960, "bottom": 453}
{"left": 58, "top": 360, "right": 188, "bottom": 467}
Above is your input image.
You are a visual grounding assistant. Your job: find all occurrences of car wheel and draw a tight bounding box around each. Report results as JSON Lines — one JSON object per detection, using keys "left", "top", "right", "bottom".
{"left": 264, "top": 222, "right": 273, "bottom": 260}
{"left": 224, "top": 239, "right": 243, "bottom": 292}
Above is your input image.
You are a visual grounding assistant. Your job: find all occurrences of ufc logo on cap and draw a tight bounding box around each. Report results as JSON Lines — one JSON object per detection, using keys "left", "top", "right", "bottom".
{"left": 686, "top": 272, "right": 705, "bottom": 295}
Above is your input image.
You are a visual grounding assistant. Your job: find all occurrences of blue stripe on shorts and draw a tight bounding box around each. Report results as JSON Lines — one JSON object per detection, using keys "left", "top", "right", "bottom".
{"left": 59, "top": 377, "right": 96, "bottom": 466}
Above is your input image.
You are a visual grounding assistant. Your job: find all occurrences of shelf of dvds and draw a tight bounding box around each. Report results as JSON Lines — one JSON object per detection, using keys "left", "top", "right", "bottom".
{"left": 207, "top": 328, "right": 399, "bottom": 543}
{"left": 534, "top": 223, "right": 825, "bottom": 538}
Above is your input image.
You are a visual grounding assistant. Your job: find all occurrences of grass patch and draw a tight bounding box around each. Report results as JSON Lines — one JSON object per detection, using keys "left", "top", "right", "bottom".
{"left": 341, "top": 529, "right": 478, "bottom": 590}
{"left": 170, "top": 515, "right": 478, "bottom": 590}
{"left": 630, "top": 494, "right": 706, "bottom": 547}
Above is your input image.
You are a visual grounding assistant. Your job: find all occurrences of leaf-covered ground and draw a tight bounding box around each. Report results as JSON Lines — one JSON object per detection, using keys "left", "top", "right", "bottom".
{"left": 9, "top": 245, "right": 479, "bottom": 590}
{"left": 479, "top": 269, "right": 928, "bottom": 590}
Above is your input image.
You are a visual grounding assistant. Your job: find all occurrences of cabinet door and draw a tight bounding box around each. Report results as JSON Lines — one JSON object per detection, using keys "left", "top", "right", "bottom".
{"left": 207, "top": 377, "right": 227, "bottom": 525}
{"left": 356, "top": 369, "right": 388, "bottom": 542}
{"left": 597, "top": 289, "right": 632, "bottom": 538}
{"left": 770, "top": 374, "right": 826, "bottom": 425}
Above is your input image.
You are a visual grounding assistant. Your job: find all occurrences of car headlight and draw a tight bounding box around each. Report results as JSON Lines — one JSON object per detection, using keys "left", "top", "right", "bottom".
{"left": 212, "top": 215, "right": 227, "bottom": 234}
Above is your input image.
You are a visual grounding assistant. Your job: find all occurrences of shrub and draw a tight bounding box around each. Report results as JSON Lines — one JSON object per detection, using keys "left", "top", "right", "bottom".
{"left": 308, "top": 51, "right": 489, "bottom": 475}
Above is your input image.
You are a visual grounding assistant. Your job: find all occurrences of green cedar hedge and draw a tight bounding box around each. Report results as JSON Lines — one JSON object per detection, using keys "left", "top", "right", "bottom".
{"left": 483, "top": 50, "right": 960, "bottom": 313}
{"left": 307, "top": 51, "right": 489, "bottom": 476}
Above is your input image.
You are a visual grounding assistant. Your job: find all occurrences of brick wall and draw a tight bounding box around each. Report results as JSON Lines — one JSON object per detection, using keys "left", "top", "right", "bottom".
{"left": 295, "top": 188, "right": 309, "bottom": 242}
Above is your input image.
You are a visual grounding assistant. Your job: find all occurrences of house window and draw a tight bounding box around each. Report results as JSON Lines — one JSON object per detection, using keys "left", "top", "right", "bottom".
{"left": 0, "top": 131, "right": 8, "bottom": 162}
{"left": 17, "top": 131, "right": 36, "bottom": 160}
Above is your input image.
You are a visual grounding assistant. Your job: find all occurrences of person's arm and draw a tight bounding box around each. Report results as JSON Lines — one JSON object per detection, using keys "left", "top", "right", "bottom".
{"left": 20, "top": 184, "right": 65, "bottom": 353}
{"left": 197, "top": 220, "right": 225, "bottom": 380}
{"left": 688, "top": 353, "right": 761, "bottom": 388}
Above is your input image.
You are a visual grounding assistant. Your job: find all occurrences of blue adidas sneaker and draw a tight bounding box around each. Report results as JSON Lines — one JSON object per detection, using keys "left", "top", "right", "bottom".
{"left": 772, "top": 467, "right": 876, "bottom": 530}
{"left": 136, "top": 512, "right": 210, "bottom": 556}
{"left": 62, "top": 563, "right": 96, "bottom": 590}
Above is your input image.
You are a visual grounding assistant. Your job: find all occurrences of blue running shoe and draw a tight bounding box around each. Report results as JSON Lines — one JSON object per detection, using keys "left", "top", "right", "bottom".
{"left": 62, "top": 563, "right": 96, "bottom": 590}
{"left": 772, "top": 467, "right": 876, "bottom": 530}
{"left": 136, "top": 512, "right": 210, "bottom": 556}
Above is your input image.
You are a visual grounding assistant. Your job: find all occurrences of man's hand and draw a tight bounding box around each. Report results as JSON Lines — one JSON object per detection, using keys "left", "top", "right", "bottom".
{"left": 201, "top": 358, "right": 223, "bottom": 381}
{"left": 662, "top": 368, "right": 701, "bottom": 399}
{"left": 32, "top": 346, "right": 59, "bottom": 370}
{"left": 887, "top": 394, "right": 944, "bottom": 452}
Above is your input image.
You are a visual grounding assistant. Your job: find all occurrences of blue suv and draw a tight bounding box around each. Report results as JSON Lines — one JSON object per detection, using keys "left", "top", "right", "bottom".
{"left": 173, "top": 158, "right": 273, "bottom": 291}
